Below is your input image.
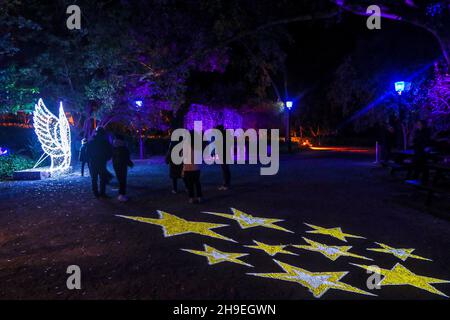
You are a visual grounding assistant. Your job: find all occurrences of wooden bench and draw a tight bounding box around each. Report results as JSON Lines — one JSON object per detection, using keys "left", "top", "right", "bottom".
{"left": 404, "top": 163, "right": 450, "bottom": 206}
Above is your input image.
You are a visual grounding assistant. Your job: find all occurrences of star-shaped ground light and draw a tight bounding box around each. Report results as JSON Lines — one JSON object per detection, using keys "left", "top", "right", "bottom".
{"left": 248, "top": 260, "right": 375, "bottom": 298}
{"left": 304, "top": 223, "right": 365, "bottom": 242}
{"left": 351, "top": 263, "right": 450, "bottom": 298}
{"left": 245, "top": 240, "right": 298, "bottom": 257}
{"left": 181, "top": 244, "right": 253, "bottom": 267}
{"left": 203, "top": 208, "right": 293, "bottom": 233}
{"left": 367, "top": 242, "right": 432, "bottom": 262}
{"left": 291, "top": 237, "right": 373, "bottom": 261}
{"left": 117, "top": 210, "right": 235, "bottom": 242}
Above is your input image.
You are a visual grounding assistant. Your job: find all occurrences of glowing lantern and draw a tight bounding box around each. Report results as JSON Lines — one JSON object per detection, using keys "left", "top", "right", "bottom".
{"left": 394, "top": 81, "right": 411, "bottom": 95}
{"left": 285, "top": 101, "right": 293, "bottom": 110}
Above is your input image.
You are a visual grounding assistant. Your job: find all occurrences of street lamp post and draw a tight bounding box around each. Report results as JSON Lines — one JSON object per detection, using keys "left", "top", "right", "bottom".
{"left": 285, "top": 100, "right": 293, "bottom": 153}
{"left": 135, "top": 100, "right": 144, "bottom": 159}
{"left": 394, "top": 81, "right": 411, "bottom": 150}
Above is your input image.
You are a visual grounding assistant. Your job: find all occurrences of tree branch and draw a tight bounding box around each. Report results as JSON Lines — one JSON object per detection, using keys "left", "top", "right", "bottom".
{"left": 145, "top": 10, "right": 339, "bottom": 79}
{"left": 330, "top": 0, "right": 450, "bottom": 68}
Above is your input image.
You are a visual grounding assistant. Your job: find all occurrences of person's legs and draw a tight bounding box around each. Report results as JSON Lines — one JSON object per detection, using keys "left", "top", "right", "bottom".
{"left": 113, "top": 165, "right": 120, "bottom": 194}
{"left": 81, "top": 161, "right": 86, "bottom": 176}
{"left": 194, "top": 171, "right": 202, "bottom": 198}
{"left": 99, "top": 165, "right": 108, "bottom": 196}
{"left": 89, "top": 165, "right": 99, "bottom": 197}
{"left": 221, "top": 164, "right": 231, "bottom": 188}
{"left": 105, "top": 169, "right": 114, "bottom": 184}
{"left": 172, "top": 178, "right": 178, "bottom": 192}
{"left": 119, "top": 169, "right": 127, "bottom": 195}
{"left": 114, "top": 165, "right": 129, "bottom": 201}
{"left": 184, "top": 172, "right": 195, "bottom": 199}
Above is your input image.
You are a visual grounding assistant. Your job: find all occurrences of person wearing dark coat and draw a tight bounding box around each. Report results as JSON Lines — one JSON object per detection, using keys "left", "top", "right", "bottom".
{"left": 79, "top": 138, "right": 88, "bottom": 176}
{"left": 86, "top": 127, "right": 113, "bottom": 198}
{"left": 166, "top": 141, "right": 184, "bottom": 193}
{"left": 112, "top": 134, "right": 133, "bottom": 202}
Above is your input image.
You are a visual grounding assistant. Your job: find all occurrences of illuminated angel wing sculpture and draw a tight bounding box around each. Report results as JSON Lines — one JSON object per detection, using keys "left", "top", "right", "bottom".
{"left": 33, "top": 99, "right": 71, "bottom": 172}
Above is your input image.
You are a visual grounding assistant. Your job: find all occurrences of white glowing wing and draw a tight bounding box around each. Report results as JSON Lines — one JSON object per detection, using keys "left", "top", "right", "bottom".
{"left": 33, "top": 99, "right": 67, "bottom": 158}
{"left": 58, "top": 103, "right": 71, "bottom": 153}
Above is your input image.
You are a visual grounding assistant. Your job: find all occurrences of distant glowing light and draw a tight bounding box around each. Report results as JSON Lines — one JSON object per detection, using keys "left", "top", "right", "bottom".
{"left": 135, "top": 100, "right": 143, "bottom": 107}
{"left": 394, "top": 81, "right": 411, "bottom": 95}
{"left": 285, "top": 101, "right": 293, "bottom": 110}
{"left": 0, "top": 147, "right": 8, "bottom": 156}
{"left": 309, "top": 146, "right": 370, "bottom": 153}
{"left": 395, "top": 81, "right": 405, "bottom": 94}
{"left": 33, "top": 99, "right": 71, "bottom": 172}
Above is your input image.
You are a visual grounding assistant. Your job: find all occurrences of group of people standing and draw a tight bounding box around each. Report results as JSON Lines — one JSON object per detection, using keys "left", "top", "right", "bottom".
{"left": 79, "top": 125, "right": 231, "bottom": 203}
{"left": 165, "top": 125, "right": 231, "bottom": 204}
{"left": 79, "top": 127, "right": 134, "bottom": 202}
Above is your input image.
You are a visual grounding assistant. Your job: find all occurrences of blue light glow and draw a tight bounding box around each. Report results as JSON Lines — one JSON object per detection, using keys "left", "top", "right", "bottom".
{"left": 285, "top": 101, "right": 293, "bottom": 110}
{"left": 0, "top": 147, "right": 8, "bottom": 156}
{"left": 337, "top": 62, "right": 431, "bottom": 131}
{"left": 135, "top": 100, "right": 143, "bottom": 107}
{"left": 395, "top": 81, "right": 405, "bottom": 94}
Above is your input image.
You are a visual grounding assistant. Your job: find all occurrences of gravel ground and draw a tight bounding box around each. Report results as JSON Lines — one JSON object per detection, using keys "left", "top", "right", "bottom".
{"left": 0, "top": 150, "right": 449, "bottom": 300}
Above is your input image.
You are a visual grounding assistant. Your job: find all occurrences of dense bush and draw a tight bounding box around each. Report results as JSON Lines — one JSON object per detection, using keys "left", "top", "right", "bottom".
{"left": 0, "top": 154, "right": 34, "bottom": 179}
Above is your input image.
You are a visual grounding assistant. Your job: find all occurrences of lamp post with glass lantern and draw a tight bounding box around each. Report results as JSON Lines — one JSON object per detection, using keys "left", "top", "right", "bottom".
{"left": 285, "top": 100, "right": 293, "bottom": 153}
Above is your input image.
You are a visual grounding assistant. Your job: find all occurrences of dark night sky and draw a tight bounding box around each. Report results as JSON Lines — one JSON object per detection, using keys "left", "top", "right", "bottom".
{"left": 285, "top": 12, "right": 441, "bottom": 97}
{"left": 190, "top": 10, "right": 441, "bottom": 107}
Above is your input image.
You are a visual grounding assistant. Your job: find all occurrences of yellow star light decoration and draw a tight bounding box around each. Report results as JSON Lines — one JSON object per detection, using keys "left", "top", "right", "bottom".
{"left": 203, "top": 208, "right": 293, "bottom": 233}
{"left": 116, "top": 210, "right": 236, "bottom": 242}
{"left": 248, "top": 260, "right": 375, "bottom": 298}
{"left": 244, "top": 240, "right": 298, "bottom": 257}
{"left": 291, "top": 237, "right": 373, "bottom": 261}
{"left": 351, "top": 263, "right": 450, "bottom": 298}
{"left": 181, "top": 244, "right": 253, "bottom": 267}
{"left": 367, "top": 242, "right": 432, "bottom": 262}
{"left": 304, "top": 223, "right": 365, "bottom": 242}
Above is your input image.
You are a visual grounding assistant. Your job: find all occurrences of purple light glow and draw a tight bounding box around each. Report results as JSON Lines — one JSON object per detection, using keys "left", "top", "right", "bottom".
{"left": 184, "top": 104, "right": 243, "bottom": 130}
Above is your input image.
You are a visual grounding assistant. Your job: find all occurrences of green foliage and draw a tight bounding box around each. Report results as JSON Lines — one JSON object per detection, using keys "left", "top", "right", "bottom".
{"left": 0, "top": 65, "right": 40, "bottom": 114}
{"left": 0, "top": 154, "right": 34, "bottom": 179}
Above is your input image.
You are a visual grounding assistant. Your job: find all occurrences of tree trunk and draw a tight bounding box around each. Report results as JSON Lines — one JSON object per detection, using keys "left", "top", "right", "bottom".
{"left": 139, "top": 134, "right": 144, "bottom": 159}
{"left": 401, "top": 123, "right": 408, "bottom": 151}
{"left": 174, "top": 97, "right": 192, "bottom": 129}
